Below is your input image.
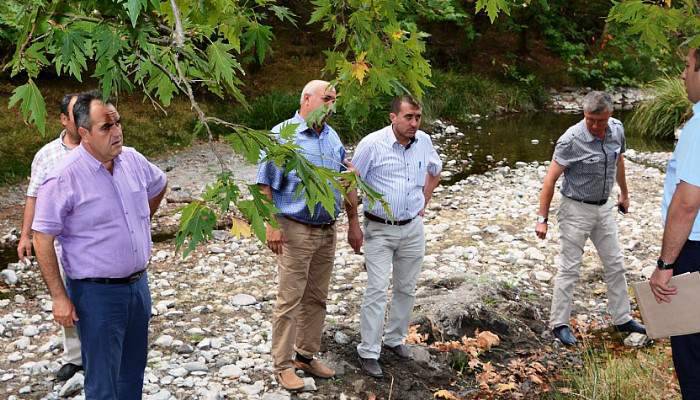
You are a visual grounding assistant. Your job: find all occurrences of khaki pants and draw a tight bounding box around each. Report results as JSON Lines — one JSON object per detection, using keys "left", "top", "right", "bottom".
{"left": 357, "top": 217, "right": 424, "bottom": 359}
{"left": 549, "top": 196, "right": 632, "bottom": 329}
{"left": 57, "top": 245, "right": 82, "bottom": 366}
{"left": 271, "top": 217, "right": 337, "bottom": 371}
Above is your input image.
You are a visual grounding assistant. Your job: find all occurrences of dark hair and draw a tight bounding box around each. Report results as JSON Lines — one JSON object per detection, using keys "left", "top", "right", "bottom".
{"left": 694, "top": 49, "right": 700, "bottom": 72}
{"left": 73, "top": 90, "right": 108, "bottom": 131}
{"left": 391, "top": 95, "right": 421, "bottom": 114}
{"left": 59, "top": 93, "right": 77, "bottom": 116}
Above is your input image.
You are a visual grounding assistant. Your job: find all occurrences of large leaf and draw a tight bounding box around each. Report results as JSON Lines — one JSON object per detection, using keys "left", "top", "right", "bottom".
{"left": 175, "top": 201, "right": 217, "bottom": 258}
{"left": 8, "top": 81, "right": 47, "bottom": 136}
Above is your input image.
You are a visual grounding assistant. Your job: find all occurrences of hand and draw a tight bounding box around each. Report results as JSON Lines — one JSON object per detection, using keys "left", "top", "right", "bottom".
{"left": 17, "top": 234, "right": 32, "bottom": 262}
{"left": 617, "top": 193, "right": 630, "bottom": 213}
{"left": 418, "top": 207, "right": 425, "bottom": 217}
{"left": 53, "top": 296, "right": 79, "bottom": 327}
{"left": 649, "top": 267, "right": 677, "bottom": 303}
{"left": 535, "top": 222, "right": 548, "bottom": 240}
{"left": 348, "top": 220, "right": 364, "bottom": 254}
{"left": 266, "top": 224, "right": 286, "bottom": 255}
{"left": 343, "top": 159, "right": 358, "bottom": 175}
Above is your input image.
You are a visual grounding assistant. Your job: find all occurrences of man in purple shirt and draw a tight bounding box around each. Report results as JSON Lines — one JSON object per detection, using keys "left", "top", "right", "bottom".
{"left": 32, "top": 90, "right": 167, "bottom": 399}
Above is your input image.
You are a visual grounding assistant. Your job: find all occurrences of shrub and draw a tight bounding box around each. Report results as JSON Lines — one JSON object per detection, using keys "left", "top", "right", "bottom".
{"left": 627, "top": 77, "right": 692, "bottom": 140}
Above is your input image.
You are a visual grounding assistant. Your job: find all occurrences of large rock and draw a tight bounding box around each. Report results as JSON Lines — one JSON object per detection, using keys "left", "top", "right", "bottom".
{"left": 230, "top": 294, "right": 257, "bottom": 306}
{"left": 218, "top": 364, "right": 242, "bottom": 378}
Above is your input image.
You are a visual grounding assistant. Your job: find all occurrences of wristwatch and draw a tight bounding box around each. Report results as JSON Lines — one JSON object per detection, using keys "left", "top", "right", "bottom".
{"left": 536, "top": 215, "right": 548, "bottom": 224}
{"left": 657, "top": 258, "right": 676, "bottom": 270}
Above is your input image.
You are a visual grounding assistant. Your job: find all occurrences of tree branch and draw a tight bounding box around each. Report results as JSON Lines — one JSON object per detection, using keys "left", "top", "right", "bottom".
{"left": 169, "top": 0, "right": 185, "bottom": 50}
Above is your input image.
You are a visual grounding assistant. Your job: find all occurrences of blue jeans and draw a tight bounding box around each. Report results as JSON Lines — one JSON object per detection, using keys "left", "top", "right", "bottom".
{"left": 670, "top": 240, "right": 700, "bottom": 400}
{"left": 66, "top": 272, "right": 151, "bottom": 400}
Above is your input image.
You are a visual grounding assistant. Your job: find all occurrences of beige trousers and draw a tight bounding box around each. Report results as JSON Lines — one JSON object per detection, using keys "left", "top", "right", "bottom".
{"left": 271, "top": 217, "right": 337, "bottom": 371}
{"left": 549, "top": 196, "right": 632, "bottom": 329}
{"left": 57, "top": 245, "right": 82, "bottom": 365}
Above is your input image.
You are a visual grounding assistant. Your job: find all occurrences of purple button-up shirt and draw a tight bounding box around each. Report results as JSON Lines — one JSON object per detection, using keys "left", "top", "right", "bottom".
{"left": 32, "top": 144, "right": 166, "bottom": 279}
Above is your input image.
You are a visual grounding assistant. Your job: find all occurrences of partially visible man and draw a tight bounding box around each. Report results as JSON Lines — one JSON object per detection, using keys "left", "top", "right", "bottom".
{"left": 649, "top": 48, "right": 700, "bottom": 399}
{"left": 257, "top": 80, "right": 346, "bottom": 390}
{"left": 535, "top": 91, "right": 645, "bottom": 346}
{"left": 348, "top": 95, "right": 442, "bottom": 378}
{"left": 17, "top": 93, "right": 83, "bottom": 381}
{"left": 33, "top": 91, "right": 167, "bottom": 399}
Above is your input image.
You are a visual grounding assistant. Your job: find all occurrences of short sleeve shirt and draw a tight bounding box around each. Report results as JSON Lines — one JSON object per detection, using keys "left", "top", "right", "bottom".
{"left": 662, "top": 102, "right": 700, "bottom": 240}
{"left": 27, "top": 130, "right": 72, "bottom": 197}
{"left": 553, "top": 118, "right": 625, "bottom": 202}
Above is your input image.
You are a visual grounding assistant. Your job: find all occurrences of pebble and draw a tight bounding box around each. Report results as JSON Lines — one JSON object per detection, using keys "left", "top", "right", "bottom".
{"left": 59, "top": 372, "right": 85, "bottom": 397}
{"left": 1, "top": 269, "right": 18, "bottom": 285}
{"left": 334, "top": 331, "right": 351, "bottom": 345}
{"left": 22, "top": 325, "right": 39, "bottom": 337}
{"left": 219, "top": 364, "right": 242, "bottom": 378}
{"left": 230, "top": 293, "right": 257, "bottom": 306}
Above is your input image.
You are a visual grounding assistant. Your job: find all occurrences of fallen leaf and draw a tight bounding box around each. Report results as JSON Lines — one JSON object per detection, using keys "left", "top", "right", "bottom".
{"left": 477, "top": 331, "right": 500, "bottom": 350}
{"left": 406, "top": 324, "right": 428, "bottom": 345}
{"left": 496, "top": 382, "right": 518, "bottom": 393}
{"left": 433, "top": 389, "right": 460, "bottom": 399}
{"left": 529, "top": 374, "right": 543, "bottom": 385}
{"left": 230, "top": 217, "right": 252, "bottom": 238}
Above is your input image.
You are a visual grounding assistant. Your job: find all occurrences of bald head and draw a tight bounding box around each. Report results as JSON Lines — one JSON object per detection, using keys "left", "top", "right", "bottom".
{"left": 299, "top": 80, "right": 336, "bottom": 120}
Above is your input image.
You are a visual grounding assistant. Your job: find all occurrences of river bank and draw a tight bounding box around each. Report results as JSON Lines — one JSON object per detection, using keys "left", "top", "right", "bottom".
{"left": 0, "top": 134, "right": 676, "bottom": 398}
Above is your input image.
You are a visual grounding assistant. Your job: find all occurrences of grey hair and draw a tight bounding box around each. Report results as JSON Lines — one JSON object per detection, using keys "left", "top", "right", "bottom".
{"left": 73, "top": 90, "right": 107, "bottom": 131}
{"left": 582, "top": 91, "right": 613, "bottom": 114}
{"left": 299, "top": 80, "right": 332, "bottom": 104}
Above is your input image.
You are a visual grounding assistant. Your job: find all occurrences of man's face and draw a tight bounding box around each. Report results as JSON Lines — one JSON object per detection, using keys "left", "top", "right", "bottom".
{"left": 390, "top": 101, "right": 422, "bottom": 142}
{"left": 60, "top": 96, "right": 78, "bottom": 138}
{"left": 80, "top": 101, "right": 123, "bottom": 163}
{"left": 682, "top": 49, "right": 700, "bottom": 103}
{"left": 302, "top": 86, "right": 336, "bottom": 118}
{"left": 584, "top": 111, "right": 611, "bottom": 137}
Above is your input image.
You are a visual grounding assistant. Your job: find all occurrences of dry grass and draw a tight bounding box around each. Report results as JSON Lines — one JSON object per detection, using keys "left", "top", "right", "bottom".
{"left": 549, "top": 339, "right": 680, "bottom": 400}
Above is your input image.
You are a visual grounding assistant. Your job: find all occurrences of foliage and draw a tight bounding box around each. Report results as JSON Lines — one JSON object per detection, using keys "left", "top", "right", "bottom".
{"left": 627, "top": 76, "right": 692, "bottom": 140}
{"left": 548, "top": 342, "right": 679, "bottom": 400}
{"left": 422, "top": 70, "right": 546, "bottom": 123}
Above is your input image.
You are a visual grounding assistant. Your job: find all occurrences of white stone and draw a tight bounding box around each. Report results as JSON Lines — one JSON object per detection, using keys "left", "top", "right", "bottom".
{"left": 240, "top": 380, "right": 264, "bottom": 395}
{"left": 302, "top": 377, "right": 317, "bottom": 391}
{"left": 334, "top": 331, "right": 351, "bottom": 345}
{"left": 155, "top": 335, "right": 174, "bottom": 347}
{"left": 534, "top": 271, "right": 553, "bottom": 282}
{"left": 183, "top": 362, "right": 208, "bottom": 372}
{"left": 59, "top": 372, "right": 85, "bottom": 397}
{"left": 218, "top": 364, "right": 242, "bottom": 378}
{"left": 1, "top": 269, "right": 18, "bottom": 285}
{"left": 230, "top": 294, "right": 257, "bottom": 306}
{"left": 22, "top": 325, "right": 39, "bottom": 337}
{"left": 623, "top": 332, "right": 650, "bottom": 348}
{"left": 168, "top": 367, "right": 188, "bottom": 377}
{"left": 146, "top": 389, "right": 172, "bottom": 400}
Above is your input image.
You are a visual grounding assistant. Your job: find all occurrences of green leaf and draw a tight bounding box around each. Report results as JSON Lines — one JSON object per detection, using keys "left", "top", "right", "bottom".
{"left": 175, "top": 201, "right": 217, "bottom": 258}
{"left": 475, "top": 0, "right": 511, "bottom": 23}
{"left": 8, "top": 80, "right": 47, "bottom": 136}
{"left": 125, "top": 0, "right": 147, "bottom": 28}
{"left": 207, "top": 40, "right": 241, "bottom": 90}
{"left": 242, "top": 22, "right": 274, "bottom": 64}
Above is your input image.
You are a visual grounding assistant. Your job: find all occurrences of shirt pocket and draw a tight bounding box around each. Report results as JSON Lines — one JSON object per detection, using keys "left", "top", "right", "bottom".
{"left": 415, "top": 158, "right": 427, "bottom": 187}
{"left": 581, "top": 156, "right": 604, "bottom": 176}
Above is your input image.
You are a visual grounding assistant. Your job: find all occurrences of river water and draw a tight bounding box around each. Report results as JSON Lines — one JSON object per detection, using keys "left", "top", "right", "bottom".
{"left": 435, "top": 111, "right": 674, "bottom": 183}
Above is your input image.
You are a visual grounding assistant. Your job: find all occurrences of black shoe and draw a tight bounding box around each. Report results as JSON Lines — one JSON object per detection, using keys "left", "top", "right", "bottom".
{"left": 552, "top": 325, "right": 577, "bottom": 346}
{"left": 615, "top": 319, "right": 646, "bottom": 335}
{"left": 358, "top": 357, "right": 383, "bottom": 378}
{"left": 383, "top": 344, "right": 410, "bottom": 359}
{"left": 56, "top": 363, "right": 83, "bottom": 381}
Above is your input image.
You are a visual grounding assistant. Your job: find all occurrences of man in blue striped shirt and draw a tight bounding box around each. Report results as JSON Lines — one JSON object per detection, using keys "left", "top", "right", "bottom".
{"left": 256, "top": 80, "right": 345, "bottom": 390}
{"left": 348, "top": 95, "right": 442, "bottom": 378}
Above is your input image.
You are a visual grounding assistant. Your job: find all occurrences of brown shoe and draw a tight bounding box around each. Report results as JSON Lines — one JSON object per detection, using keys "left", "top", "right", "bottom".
{"left": 275, "top": 368, "right": 304, "bottom": 390}
{"left": 293, "top": 358, "right": 336, "bottom": 379}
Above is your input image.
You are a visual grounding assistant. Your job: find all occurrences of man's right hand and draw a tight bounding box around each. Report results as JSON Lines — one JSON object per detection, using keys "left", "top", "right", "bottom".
{"left": 348, "top": 221, "right": 363, "bottom": 254}
{"left": 266, "top": 224, "right": 286, "bottom": 255}
{"left": 53, "top": 296, "right": 79, "bottom": 327}
{"left": 17, "top": 235, "right": 32, "bottom": 262}
{"left": 535, "top": 222, "right": 548, "bottom": 240}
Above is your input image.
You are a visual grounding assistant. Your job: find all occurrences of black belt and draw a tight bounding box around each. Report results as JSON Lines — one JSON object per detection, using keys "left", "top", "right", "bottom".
{"left": 364, "top": 212, "right": 415, "bottom": 226}
{"left": 284, "top": 216, "right": 336, "bottom": 228}
{"left": 78, "top": 269, "right": 146, "bottom": 285}
{"left": 566, "top": 196, "right": 607, "bottom": 206}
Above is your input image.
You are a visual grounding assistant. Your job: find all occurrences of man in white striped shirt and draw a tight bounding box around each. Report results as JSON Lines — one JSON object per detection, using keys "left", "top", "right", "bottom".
{"left": 17, "top": 93, "right": 83, "bottom": 381}
{"left": 348, "top": 95, "right": 442, "bottom": 378}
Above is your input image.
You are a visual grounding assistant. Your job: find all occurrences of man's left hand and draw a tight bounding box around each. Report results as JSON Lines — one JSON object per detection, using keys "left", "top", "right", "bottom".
{"left": 649, "top": 267, "right": 677, "bottom": 303}
{"left": 617, "top": 193, "right": 630, "bottom": 213}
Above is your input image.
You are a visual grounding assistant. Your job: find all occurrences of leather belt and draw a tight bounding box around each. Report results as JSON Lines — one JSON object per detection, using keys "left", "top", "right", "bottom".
{"left": 78, "top": 269, "right": 146, "bottom": 285}
{"left": 364, "top": 212, "right": 415, "bottom": 226}
{"left": 566, "top": 196, "right": 607, "bottom": 206}
{"left": 284, "top": 216, "right": 336, "bottom": 228}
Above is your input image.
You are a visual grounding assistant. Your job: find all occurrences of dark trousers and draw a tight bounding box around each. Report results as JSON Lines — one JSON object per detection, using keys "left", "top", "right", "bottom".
{"left": 670, "top": 240, "right": 700, "bottom": 400}
{"left": 66, "top": 273, "right": 151, "bottom": 400}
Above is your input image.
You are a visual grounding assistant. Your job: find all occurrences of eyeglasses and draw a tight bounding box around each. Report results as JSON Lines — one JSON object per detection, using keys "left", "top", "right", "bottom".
{"left": 320, "top": 95, "right": 336, "bottom": 102}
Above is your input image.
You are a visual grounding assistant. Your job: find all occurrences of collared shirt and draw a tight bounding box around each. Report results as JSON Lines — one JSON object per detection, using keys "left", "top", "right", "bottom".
{"left": 553, "top": 117, "right": 626, "bottom": 202}
{"left": 351, "top": 125, "right": 442, "bottom": 220}
{"left": 662, "top": 102, "right": 700, "bottom": 240}
{"left": 26, "top": 130, "right": 72, "bottom": 197}
{"left": 32, "top": 144, "right": 167, "bottom": 279}
{"left": 256, "top": 112, "right": 346, "bottom": 225}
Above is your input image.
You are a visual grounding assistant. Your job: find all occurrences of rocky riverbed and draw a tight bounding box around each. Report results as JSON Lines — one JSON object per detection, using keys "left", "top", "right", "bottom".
{"left": 0, "top": 134, "right": 673, "bottom": 399}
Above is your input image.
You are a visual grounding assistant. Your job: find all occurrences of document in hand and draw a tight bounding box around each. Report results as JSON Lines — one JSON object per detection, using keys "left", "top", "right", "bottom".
{"left": 632, "top": 272, "right": 700, "bottom": 339}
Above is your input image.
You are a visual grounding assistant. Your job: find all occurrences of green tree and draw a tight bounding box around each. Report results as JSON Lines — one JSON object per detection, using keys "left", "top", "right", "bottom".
{"left": 3, "top": 0, "right": 465, "bottom": 254}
